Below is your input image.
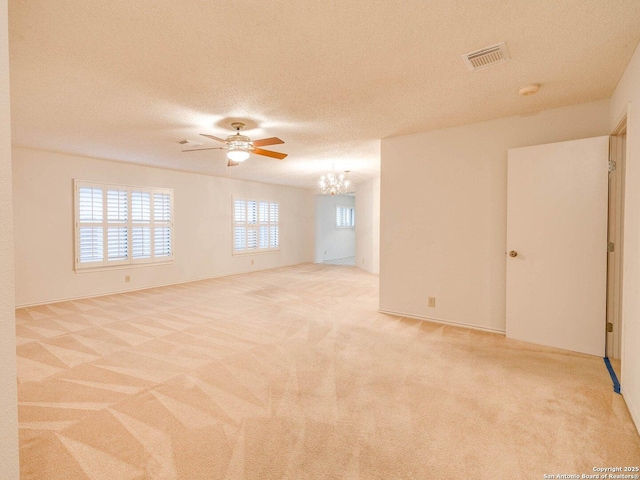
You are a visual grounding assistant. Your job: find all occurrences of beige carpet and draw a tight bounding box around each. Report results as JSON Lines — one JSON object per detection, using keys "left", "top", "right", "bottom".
{"left": 15, "top": 264, "right": 640, "bottom": 479}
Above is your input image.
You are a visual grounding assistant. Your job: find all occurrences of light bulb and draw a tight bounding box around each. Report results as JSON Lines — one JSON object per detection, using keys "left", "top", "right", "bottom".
{"left": 227, "top": 149, "right": 250, "bottom": 162}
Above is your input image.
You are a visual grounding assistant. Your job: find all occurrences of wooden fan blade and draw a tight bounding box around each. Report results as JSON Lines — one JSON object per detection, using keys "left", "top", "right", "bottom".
{"left": 252, "top": 137, "right": 284, "bottom": 148}
{"left": 182, "top": 147, "right": 225, "bottom": 152}
{"left": 200, "top": 134, "right": 227, "bottom": 143}
{"left": 253, "top": 148, "right": 287, "bottom": 160}
{"left": 227, "top": 160, "right": 240, "bottom": 167}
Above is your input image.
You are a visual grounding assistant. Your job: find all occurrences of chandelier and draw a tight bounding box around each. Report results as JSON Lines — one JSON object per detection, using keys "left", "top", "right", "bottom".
{"left": 319, "top": 170, "right": 351, "bottom": 195}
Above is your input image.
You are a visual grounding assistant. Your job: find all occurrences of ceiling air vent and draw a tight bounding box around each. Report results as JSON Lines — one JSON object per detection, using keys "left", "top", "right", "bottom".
{"left": 462, "top": 42, "right": 510, "bottom": 72}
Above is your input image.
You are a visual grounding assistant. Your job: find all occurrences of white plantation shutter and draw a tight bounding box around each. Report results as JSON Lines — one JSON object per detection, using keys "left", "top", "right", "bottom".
{"left": 269, "top": 203, "right": 279, "bottom": 247}
{"left": 233, "top": 197, "right": 279, "bottom": 254}
{"left": 246, "top": 200, "right": 258, "bottom": 250}
{"left": 259, "top": 226, "right": 268, "bottom": 248}
{"left": 336, "top": 206, "right": 355, "bottom": 227}
{"left": 77, "top": 186, "right": 104, "bottom": 265}
{"left": 131, "top": 227, "right": 151, "bottom": 259}
{"left": 234, "top": 200, "right": 246, "bottom": 223}
{"left": 234, "top": 199, "right": 247, "bottom": 252}
{"left": 234, "top": 226, "right": 246, "bottom": 250}
{"left": 154, "top": 227, "right": 171, "bottom": 257}
{"left": 131, "top": 191, "right": 151, "bottom": 262}
{"left": 131, "top": 191, "right": 151, "bottom": 223}
{"left": 247, "top": 228, "right": 258, "bottom": 250}
{"left": 259, "top": 202, "right": 268, "bottom": 223}
{"left": 258, "top": 202, "right": 269, "bottom": 249}
{"left": 269, "top": 225, "right": 279, "bottom": 248}
{"left": 79, "top": 226, "right": 104, "bottom": 264}
{"left": 107, "top": 227, "right": 128, "bottom": 261}
{"left": 247, "top": 200, "right": 257, "bottom": 224}
{"left": 107, "top": 188, "right": 128, "bottom": 263}
{"left": 153, "top": 192, "right": 172, "bottom": 258}
{"left": 75, "top": 181, "right": 173, "bottom": 270}
{"left": 154, "top": 192, "right": 171, "bottom": 222}
{"left": 78, "top": 187, "right": 103, "bottom": 222}
{"left": 107, "top": 189, "right": 127, "bottom": 222}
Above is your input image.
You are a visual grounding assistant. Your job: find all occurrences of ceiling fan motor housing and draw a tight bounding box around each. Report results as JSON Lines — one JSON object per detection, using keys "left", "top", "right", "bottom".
{"left": 227, "top": 134, "right": 253, "bottom": 155}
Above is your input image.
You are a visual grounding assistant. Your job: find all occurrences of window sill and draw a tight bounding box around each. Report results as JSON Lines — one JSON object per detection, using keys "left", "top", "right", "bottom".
{"left": 232, "top": 249, "right": 280, "bottom": 257}
{"left": 75, "top": 259, "right": 174, "bottom": 273}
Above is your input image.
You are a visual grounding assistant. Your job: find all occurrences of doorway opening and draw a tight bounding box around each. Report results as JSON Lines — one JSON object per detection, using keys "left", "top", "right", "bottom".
{"left": 314, "top": 194, "right": 356, "bottom": 266}
{"left": 606, "top": 114, "right": 627, "bottom": 382}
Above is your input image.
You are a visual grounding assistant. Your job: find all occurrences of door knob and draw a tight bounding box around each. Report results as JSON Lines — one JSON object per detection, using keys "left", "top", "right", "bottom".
{"left": 509, "top": 250, "right": 518, "bottom": 257}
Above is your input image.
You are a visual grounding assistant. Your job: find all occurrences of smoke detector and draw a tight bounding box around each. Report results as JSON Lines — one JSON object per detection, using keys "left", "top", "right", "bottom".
{"left": 519, "top": 83, "right": 541, "bottom": 96}
{"left": 462, "top": 42, "right": 510, "bottom": 72}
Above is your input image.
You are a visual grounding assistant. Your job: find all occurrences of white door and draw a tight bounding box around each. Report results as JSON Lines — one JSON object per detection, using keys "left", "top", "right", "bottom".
{"left": 506, "top": 136, "right": 609, "bottom": 357}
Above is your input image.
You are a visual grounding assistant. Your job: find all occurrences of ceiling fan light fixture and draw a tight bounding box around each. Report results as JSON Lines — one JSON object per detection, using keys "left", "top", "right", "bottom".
{"left": 227, "top": 149, "right": 250, "bottom": 163}
{"left": 185, "top": 121, "right": 287, "bottom": 163}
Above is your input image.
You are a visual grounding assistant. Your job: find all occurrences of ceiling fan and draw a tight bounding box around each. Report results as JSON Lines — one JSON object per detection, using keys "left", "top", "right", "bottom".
{"left": 182, "top": 122, "right": 287, "bottom": 166}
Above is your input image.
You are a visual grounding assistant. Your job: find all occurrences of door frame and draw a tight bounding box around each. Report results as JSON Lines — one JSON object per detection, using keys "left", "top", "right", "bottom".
{"left": 606, "top": 111, "right": 627, "bottom": 365}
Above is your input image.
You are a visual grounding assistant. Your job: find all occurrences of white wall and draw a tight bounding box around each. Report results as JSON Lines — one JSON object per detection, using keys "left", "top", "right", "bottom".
{"left": 314, "top": 194, "right": 355, "bottom": 262}
{"left": 380, "top": 100, "right": 610, "bottom": 332}
{"left": 610, "top": 41, "right": 640, "bottom": 433}
{"left": 355, "top": 177, "right": 380, "bottom": 274}
{"left": 0, "top": 1, "right": 19, "bottom": 477}
{"left": 13, "top": 148, "right": 315, "bottom": 306}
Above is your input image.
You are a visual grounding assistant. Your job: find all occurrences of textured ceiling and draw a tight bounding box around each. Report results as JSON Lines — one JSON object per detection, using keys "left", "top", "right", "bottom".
{"left": 8, "top": 0, "right": 640, "bottom": 189}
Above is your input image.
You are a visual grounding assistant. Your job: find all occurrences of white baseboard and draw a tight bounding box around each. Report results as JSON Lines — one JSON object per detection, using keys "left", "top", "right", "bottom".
{"left": 378, "top": 309, "right": 506, "bottom": 335}
{"left": 621, "top": 387, "right": 640, "bottom": 436}
{"left": 15, "top": 262, "right": 310, "bottom": 309}
{"left": 357, "top": 264, "right": 379, "bottom": 275}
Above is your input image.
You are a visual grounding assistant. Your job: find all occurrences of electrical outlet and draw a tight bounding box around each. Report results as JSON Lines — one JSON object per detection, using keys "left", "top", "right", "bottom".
{"left": 125, "top": 275, "right": 130, "bottom": 283}
{"left": 251, "top": 260, "right": 254, "bottom": 266}
{"left": 428, "top": 297, "right": 435, "bottom": 307}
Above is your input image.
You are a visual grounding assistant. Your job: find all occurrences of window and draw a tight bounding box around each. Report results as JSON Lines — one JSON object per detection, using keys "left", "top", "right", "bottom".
{"left": 75, "top": 181, "right": 173, "bottom": 270}
{"left": 336, "top": 205, "right": 355, "bottom": 228}
{"left": 233, "top": 197, "right": 279, "bottom": 254}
